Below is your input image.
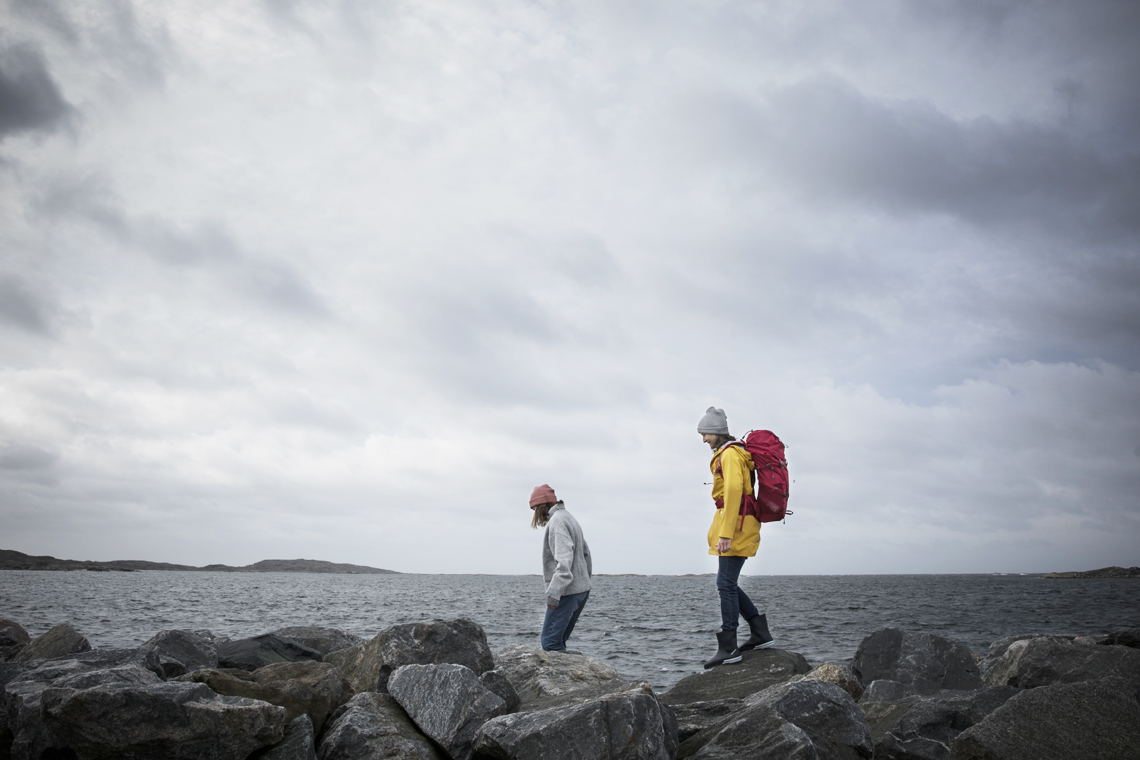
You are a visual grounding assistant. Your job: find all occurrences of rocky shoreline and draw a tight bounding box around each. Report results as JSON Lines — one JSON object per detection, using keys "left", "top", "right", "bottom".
{"left": 1, "top": 617, "right": 1138, "bottom": 760}
{"left": 0, "top": 550, "right": 398, "bottom": 575}
{"left": 1041, "top": 565, "right": 1140, "bottom": 579}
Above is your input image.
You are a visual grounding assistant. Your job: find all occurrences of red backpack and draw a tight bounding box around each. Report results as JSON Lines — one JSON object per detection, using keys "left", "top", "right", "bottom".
{"left": 728, "top": 430, "right": 791, "bottom": 523}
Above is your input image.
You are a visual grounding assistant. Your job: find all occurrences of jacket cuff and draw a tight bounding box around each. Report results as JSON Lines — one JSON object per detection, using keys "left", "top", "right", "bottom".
{"left": 546, "top": 596, "right": 560, "bottom": 608}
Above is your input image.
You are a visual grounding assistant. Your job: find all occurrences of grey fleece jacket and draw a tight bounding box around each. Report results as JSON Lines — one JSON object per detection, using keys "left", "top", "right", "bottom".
{"left": 542, "top": 503, "right": 592, "bottom": 607}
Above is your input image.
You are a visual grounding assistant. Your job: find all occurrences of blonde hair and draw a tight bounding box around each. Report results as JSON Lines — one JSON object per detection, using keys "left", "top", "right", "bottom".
{"left": 531, "top": 501, "right": 560, "bottom": 529}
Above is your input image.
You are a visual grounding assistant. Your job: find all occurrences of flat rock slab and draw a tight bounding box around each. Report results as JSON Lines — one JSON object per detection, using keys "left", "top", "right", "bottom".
{"left": 272, "top": 627, "right": 364, "bottom": 657}
{"left": 252, "top": 714, "right": 318, "bottom": 760}
{"left": 177, "top": 661, "right": 352, "bottom": 733}
{"left": 493, "top": 646, "right": 630, "bottom": 709}
{"left": 661, "top": 648, "right": 812, "bottom": 706}
{"left": 317, "top": 692, "right": 442, "bottom": 760}
{"left": 861, "top": 686, "right": 1017, "bottom": 760}
{"left": 475, "top": 684, "right": 677, "bottom": 760}
{"left": 680, "top": 679, "right": 872, "bottom": 760}
{"left": 12, "top": 623, "right": 91, "bottom": 663}
{"left": 140, "top": 630, "right": 219, "bottom": 678}
{"left": 217, "top": 634, "right": 324, "bottom": 671}
{"left": 951, "top": 676, "right": 1140, "bottom": 760}
{"left": 388, "top": 663, "right": 508, "bottom": 760}
{"left": 326, "top": 619, "right": 495, "bottom": 694}
{"left": 982, "top": 636, "right": 1140, "bottom": 689}
{"left": 852, "top": 629, "right": 981, "bottom": 694}
{"left": 42, "top": 680, "right": 287, "bottom": 760}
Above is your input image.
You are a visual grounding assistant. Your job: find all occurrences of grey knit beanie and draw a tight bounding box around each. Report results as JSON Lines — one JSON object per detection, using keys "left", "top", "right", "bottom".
{"left": 697, "top": 407, "right": 730, "bottom": 435}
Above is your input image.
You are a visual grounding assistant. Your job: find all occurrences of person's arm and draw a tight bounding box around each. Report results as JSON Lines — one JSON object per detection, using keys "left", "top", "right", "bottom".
{"left": 719, "top": 448, "right": 747, "bottom": 541}
{"left": 545, "top": 518, "right": 575, "bottom": 608}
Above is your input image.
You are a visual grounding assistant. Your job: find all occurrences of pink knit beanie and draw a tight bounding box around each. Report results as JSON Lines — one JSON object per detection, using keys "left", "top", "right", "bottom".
{"left": 529, "top": 484, "right": 557, "bottom": 507}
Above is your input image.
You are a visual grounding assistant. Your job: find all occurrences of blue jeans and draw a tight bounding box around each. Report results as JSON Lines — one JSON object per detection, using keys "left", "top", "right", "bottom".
{"left": 717, "top": 556, "right": 759, "bottom": 631}
{"left": 541, "top": 590, "right": 590, "bottom": 651}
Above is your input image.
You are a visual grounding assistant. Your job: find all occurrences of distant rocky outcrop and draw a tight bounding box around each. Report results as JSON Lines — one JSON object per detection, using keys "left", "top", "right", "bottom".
{"left": 1042, "top": 565, "right": 1140, "bottom": 578}
{"left": 4, "top": 616, "right": 1140, "bottom": 760}
{"left": 0, "top": 548, "right": 399, "bottom": 574}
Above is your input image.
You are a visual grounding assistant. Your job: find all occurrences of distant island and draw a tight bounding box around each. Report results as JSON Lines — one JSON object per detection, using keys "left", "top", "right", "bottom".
{"left": 0, "top": 549, "right": 399, "bottom": 575}
{"left": 1042, "top": 565, "right": 1140, "bottom": 579}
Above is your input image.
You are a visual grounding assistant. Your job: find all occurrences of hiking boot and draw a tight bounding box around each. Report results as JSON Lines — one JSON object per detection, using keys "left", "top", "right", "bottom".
{"left": 703, "top": 629, "right": 744, "bottom": 669}
{"left": 738, "top": 614, "right": 774, "bottom": 651}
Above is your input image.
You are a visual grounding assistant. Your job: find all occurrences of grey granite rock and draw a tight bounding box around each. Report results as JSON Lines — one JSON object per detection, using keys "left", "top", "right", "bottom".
{"left": 326, "top": 619, "right": 494, "bottom": 694}
{"left": 140, "top": 629, "right": 219, "bottom": 678}
{"left": 317, "top": 692, "right": 442, "bottom": 760}
{"left": 680, "top": 679, "right": 872, "bottom": 760}
{"left": 252, "top": 714, "right": 318, "bottom": 760}
{"left": 474, "top": 684, "right": 677, "bottom": 760}
{"left": 792, "top": 662, "right": 864, "bottom": 702}
{"left": 950, "top": 676, "right": 1140, "bottom": 760}
{"left": 851, "top": 630, "right": 981, "bottom": 694}
{"left": 492, "top": 646, "right": 630, "bottom": 710}
{"left": 479, "top": 668, "right": 521, "bottom": 713}
{"left": 1098, "top": 628, "right": 1140, "bottom": 649}
{"left": 661, "top": 648, "right": 812, "bottom": 706}
{"left": 177, "top": 661, "right": 352, "bottom": 733}
{"left": 861, "top": 686, "right": 1017, "bottom": 760}
{"left": 669, "top": 698, "right": 746, "bottom": 742}
{"left": 0, "top": 620, "right": 30, "bottom": 663}
{"left": 388, "top": 663, "right": 508, "bottom": 760}
{"left": 12, "top": 624, "right": 91, "bottom": 663}
{"left": 272, "top": 626, "right": 364, "bottom": 657}
{"left": 217, "top": 634, "right": 323, "bottom": 671}
{"left": 982, "top": 635, "right": 1140, "bottom": 689}
{"left": 977, "top": 634, "right": 1075, "bottom": 681}
{"left": 42, "top": 679, "right": 286, "bottom": 759}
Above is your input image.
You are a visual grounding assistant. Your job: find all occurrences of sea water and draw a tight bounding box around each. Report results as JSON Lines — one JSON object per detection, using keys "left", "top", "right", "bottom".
{"left": 1, "top": 571, "right": 1136, "bottom": 691}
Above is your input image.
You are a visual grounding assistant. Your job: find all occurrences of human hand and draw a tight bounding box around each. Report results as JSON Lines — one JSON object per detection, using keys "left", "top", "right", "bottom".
{"left": 717, "top": 537, "right": 731, "bottom": 554}
{"left": 547, "top": 604, "right": 558, "bottom": 610}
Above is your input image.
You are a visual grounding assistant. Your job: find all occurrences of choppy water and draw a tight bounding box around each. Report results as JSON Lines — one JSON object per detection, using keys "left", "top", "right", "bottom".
{"left": 1, "top": 571, "right": 1136, "bottom": 691}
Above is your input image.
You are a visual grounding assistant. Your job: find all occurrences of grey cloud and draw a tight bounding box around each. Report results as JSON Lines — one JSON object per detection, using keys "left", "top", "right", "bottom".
{"left": 0, "top": 44, "right": 70, "bottom": 139}
{"left": 0, "top": 444, "right": 59, "bottom": 471}
{"left": 0, "top": 275, "right": 57, "bottom": 335}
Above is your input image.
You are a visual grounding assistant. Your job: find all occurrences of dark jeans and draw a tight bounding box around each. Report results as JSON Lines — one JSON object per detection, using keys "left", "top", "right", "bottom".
{"left": 541, "top": 590, "right": 590, "bottom": 651}
{"left": 717, "top": 556, "right": 759, "bottom": 631}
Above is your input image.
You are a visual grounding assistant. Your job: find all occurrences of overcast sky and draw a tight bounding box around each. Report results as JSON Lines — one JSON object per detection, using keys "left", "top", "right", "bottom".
{"left": 1, "top": 0, "right": 1138, "bottom": 575}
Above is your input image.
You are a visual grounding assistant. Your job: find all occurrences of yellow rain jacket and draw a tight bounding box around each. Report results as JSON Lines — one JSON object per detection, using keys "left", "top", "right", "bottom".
{"left": 707, "top": 443, "right": 760, "bottom": 557}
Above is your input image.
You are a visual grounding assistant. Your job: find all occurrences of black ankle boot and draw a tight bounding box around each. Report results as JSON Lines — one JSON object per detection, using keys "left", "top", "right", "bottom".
{"left": 738, "top": 614, "right": 774, "bottom": 652}
{"left": 703, "top": 629, "right": 744, "bottom": 669}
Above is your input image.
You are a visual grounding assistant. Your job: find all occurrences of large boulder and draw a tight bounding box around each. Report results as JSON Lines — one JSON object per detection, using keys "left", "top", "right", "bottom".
{"left": 0, "top": 619, "right": 30, "bottom": 662}
{"left": 851, "top": 630, "right": 981, "bottom": 695}
{"left": 950, "top": 676, "right": 1140, "bottom": 760}
{"left": 388, "top": 663, "right": 509, "bottom": 760}
{"left": 474, "top": 684, "right": 677, "bottom": 760}
{"left": 176, "top": 661, "right": 352, "bottom": 733}
{"left": 325, "top": 619, "right": 494, "bottom": 694}
{"left": 1098, "top": 628, "right": 1140, "bottom": 649}
{"left": 140, "top": 630, "right": 219, "bottom": 678}
{"left": 861, "top": 686, "right": 1017, "bottom": 760}
{"left": 252, "top": 714, "right": 318, "bottom": 760}
{"left": 217, "top": 634, "right": 323, "bottom": 671}
{"left": 792, "top": 662, "right": 864, "bottom": 702}
{"left": 661, "top": 648, "right": 812, "bottom": 706}
{"left": 977, "top": 634, "right": 1074, "bottom": 680}
{"left": 479, "top": 669, "right": 521, "bottom": 713}
{"left": 272, "top": 627, "right": 364, "bottom": 657}
{"left": 669, "top": 699, "right": 745, "bottom": 742}
{"left": 492, "top": 646, "right": 630, "bottom": 710}
{"left": 679, "top": 679, "right": 872, "bottom": 760}
{"left": 12, "top": 623, "right": 91, "bottom": 663}
{"left": 317, "top": 692, "right": 442, "bottom": 760}
{"left": 982, "top": 635, "right": 1140, "bottom": 689}
{"left": 42, "top": 680, "right": 287, "bottom": 759}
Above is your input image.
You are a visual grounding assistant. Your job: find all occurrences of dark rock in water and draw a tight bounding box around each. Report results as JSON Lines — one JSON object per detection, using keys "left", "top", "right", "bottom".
{"left": 479, "top": 668, "right": 521, "bottom": 713}
{"left": 492, "top": 646, "right": 630, "bottom": 710}
{"left": 951, "top": 676, "right": 1140, "bottom": 760}
{"left": 661, "top": 648, "right": 812, "bottom": 706}
{"left": 325, "top": 618, "right": 494, "bottom": 694}
{"left": 679, "top": 679, "right": 872, "bottom": 760}
{"left": 140, "top": 630, "right": 219, "bottom": 678}
{"left": 317, "top": 692, "right": 442, "bottom": 760}
{"left": 251, "top": 714, "right": 317, "bottom": 760}
{"left": 271, "top": 626, "right": 364, "bottom": 657}
{"left": 388, "top": 663, "right": 508, "bottom": 760}
{"left": 1097, "top": 628, "right": 1140, "bottom": 650}
{"left": 669, "top": 699, "right": 746, "bottom": 742}
{"left": 217, "top": 633, "right": 323, "bottom": 671}
{"left": 982, "top": 636, "right": 1140, "bottom": 689}
{"left": 41, "top": 680, "right": 286, "bottom": 759}
{"left": 176, "top": 661, "right": 351, "bottom": 733}
{"left": 792, "top": 662, "right": 864, "bottom": 702}
{"left": 0, "top": 619, "right": 30, "bottom": 663}
{"left": 851, "top": 630, "right": 981, "bottom": 694}
{"left": 861, "top": 686, "right": 1017, "bottom": 760}
{"left": 12, "top": 623, "right": 91, "bottom": 663}
{"left": 474, "top": 684, "right": 677, "bottom": 760}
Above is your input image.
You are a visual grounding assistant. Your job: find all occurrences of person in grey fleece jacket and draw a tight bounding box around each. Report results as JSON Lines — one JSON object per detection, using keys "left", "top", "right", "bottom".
{"left": 529, "top": 483, "right": 593, "bottom": 652}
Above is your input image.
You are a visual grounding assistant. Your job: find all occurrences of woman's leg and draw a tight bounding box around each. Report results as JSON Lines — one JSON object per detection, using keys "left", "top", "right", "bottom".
{"left": 560, "top": 590, "right": 589, "bottom": 647}
{"left": 737, "top": 584, "right": 760, "bottom": 621}
{"left": 716, "top": 556, "right": 748, "bottom": 631}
